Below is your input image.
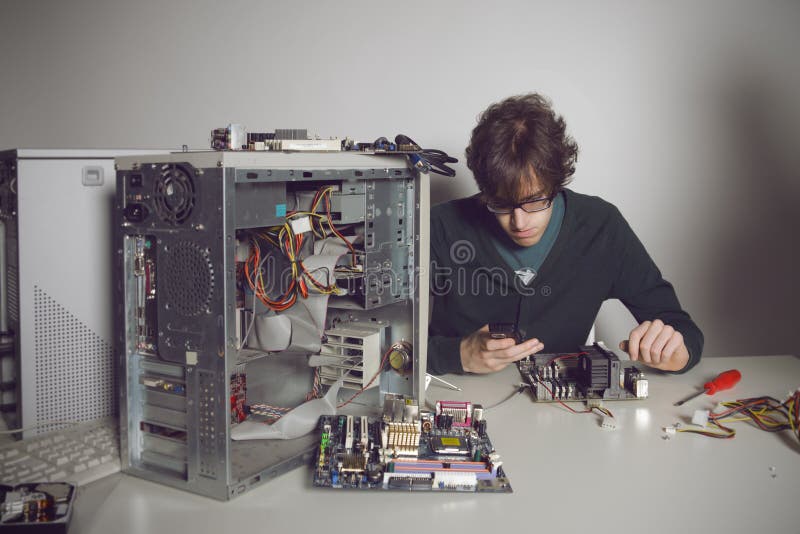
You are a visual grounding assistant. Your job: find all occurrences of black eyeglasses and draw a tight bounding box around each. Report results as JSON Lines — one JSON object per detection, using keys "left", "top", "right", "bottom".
{"left": 485, "top": 194, "right": 555, "bottom": 214}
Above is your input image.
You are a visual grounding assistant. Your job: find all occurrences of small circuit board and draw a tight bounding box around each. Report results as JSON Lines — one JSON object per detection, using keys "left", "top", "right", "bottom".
{"left": 518, "top": 343, "right": 648, "bottom": 402}
{"left": 0, "top": 482, "right": 75, "bottom": 533}
{"left": 313, "top": 396, "right": 511, "bottom": 493}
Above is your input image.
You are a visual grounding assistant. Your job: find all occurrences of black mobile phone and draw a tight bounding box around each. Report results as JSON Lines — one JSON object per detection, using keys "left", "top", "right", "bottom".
{"left": 489, "top": 322, "right": 525, "bottom": 344}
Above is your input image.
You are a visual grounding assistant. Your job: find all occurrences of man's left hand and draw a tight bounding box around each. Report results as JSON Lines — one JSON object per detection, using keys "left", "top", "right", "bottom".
{"left": 620, "top": 319, "right": 689, "bottom": 372}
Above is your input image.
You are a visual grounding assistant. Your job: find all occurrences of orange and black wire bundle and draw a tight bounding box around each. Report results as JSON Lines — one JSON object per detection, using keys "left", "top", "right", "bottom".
{"left": 243, "top": 229, "right": 298, "bottom": 312}
{"left": 678, "top": 391, "right": 800, "bottom": 442}
{"left": 243, "top": 185, "right": 360, "bottom": 312}
{"left": 243, "top": 225, "right": 341, "bottom": 311}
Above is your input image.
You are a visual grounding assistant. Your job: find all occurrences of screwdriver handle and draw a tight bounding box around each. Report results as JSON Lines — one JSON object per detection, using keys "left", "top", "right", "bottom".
{"left": 703, "top": 369, "right": 741, "bottom": 395}
{"left": 673, "top": 369, "right": 742, "bottom": 406}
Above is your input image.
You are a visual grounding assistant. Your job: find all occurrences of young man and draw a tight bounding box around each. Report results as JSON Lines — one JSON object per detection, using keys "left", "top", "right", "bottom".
{"left": 428, "top": 93, "right": 703, "bottom": 375}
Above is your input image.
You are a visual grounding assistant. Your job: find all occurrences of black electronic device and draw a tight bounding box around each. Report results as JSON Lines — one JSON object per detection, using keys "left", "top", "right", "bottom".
{"left": 488, "top": 323, "right": 525, "bottom": 344}
{"left": 0, "top": 482, "right": 75, "bottom": 533}
{"left": 489, "top": 296, "right": 526, "bottom": 343}
{"left": 517, "top": 343, "right": 648, "bottom": 402}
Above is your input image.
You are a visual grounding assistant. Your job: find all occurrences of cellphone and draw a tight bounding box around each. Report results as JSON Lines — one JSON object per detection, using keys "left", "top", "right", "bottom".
{"left": 489, "top": 322, "right": 525, "bottom": 344}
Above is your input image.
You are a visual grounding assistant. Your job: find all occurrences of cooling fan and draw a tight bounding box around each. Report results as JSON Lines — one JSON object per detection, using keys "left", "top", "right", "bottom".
{"left": 154, "top": 164, "right": 195, "bottom": 225}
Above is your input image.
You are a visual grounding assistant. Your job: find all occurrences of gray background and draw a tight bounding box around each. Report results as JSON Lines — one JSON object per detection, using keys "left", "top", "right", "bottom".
{"left": 1, "top": 0, "right": 798, "bottom": 358}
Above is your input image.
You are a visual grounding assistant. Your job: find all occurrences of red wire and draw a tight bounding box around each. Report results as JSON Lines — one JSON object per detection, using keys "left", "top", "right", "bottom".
{"left": 337, "top": 347, "right": 393, "bottom": 409}
{"left": 546, "top": 352, "right": 588, "bottom": 365}
{"left": 242, "top": 185, "right": 360, "bottom": 313}
{"left": 535, "top": 379, "right": 592, "bottom": 414}
{"left": 245, "top": 239, "right": 297, "bottom": 311}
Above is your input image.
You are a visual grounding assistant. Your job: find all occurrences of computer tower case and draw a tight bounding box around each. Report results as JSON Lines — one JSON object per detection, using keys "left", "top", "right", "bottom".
{"left": 0, "top": 149, "right": 168, "bottom": 438}
{"left": 114, "top": 151, "right": 429, "bottom": 499}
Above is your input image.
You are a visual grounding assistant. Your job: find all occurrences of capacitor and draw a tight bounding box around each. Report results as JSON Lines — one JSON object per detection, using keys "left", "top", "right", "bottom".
{"left": 367, "top": 467, "right": 383, "bottom": 484}
{"left": 476, "top": 420, "right": 488, "bottom": 437}
{"left": 440, "top": 414, "right": 453, "bottom": 430}
{"left": 388, "top": 343, "right": 413, "bottom": 375}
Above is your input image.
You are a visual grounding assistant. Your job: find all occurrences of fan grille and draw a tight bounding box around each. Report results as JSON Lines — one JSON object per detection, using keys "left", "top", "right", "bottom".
{"left": 154, "top": 165, "right": 195, "bottom": 225}
{"left": 163, "top": 242, "right": 214, "bottom": 317}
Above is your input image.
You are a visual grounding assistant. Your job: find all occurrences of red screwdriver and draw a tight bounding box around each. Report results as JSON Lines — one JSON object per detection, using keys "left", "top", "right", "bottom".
{"left": 674, "top": 369, "right": 742, "bottom": 406}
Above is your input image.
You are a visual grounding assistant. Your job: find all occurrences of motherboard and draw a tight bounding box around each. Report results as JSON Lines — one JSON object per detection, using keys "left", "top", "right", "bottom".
{"left": 313, "top": 396, "right": 511, "bottom": 493}
{"left": 518, "top": 343, "right": 648, "bottom": 402}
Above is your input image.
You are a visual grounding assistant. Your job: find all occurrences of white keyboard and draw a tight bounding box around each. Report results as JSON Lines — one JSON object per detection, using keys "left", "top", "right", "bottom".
{"left": 0, "top": 417, "right": 120, "bottom": 487}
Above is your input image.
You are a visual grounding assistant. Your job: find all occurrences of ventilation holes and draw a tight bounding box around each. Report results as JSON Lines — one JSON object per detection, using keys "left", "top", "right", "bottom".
{"left": 7, "top": 262, "right": 18, "bottom": 323}
{"left": 153, "top": 165, "right": 196, "bottom": 225}
{"left": 33, "top": 287, "right": 113, "bottom": 434}
{"left": 163, "top": 242, "right": 215, "bottom": 317}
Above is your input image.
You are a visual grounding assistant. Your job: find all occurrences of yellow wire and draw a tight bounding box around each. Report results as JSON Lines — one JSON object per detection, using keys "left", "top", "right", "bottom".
{"left": 246, "top": 186, "right": 347, "bottom": 308}
{"left": 677, "top": 428, "right": 735, "bottom": 437}
{"left": 715, "top": 404, "right": 789, "bottom": 428}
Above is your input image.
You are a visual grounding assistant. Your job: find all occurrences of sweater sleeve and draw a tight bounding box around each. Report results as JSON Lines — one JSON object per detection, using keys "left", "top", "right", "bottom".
{"left": 426, "top": 205, "right": 467, "bottom": 375}
{"left": 608, "top": 207, "right": 704, "bottom": 373}
{"left": 427, "top": 336, "right": 464, "bottom": 375}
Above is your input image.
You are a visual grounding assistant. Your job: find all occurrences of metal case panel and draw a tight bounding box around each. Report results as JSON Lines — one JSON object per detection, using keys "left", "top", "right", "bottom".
{"left": 0, "top": 149, "right": 169, "bottom": 438}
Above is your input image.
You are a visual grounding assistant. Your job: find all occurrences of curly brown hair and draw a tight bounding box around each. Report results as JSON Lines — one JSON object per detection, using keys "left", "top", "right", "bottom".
{"left": 466, "top": 93, "right": 579, "bottom": 202}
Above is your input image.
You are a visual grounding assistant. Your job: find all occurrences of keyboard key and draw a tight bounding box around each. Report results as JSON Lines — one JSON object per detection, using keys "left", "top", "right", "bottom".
{"left": 7, "top": 454, "right": 31, "bottom": 466}
{"left": 49, "top": 470, "right": 67, "bottom": 481}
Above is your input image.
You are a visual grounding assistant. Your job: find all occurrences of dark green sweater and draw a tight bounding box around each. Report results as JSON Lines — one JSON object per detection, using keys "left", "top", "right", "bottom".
{"left": 428, "top": 189, "right": 703, "bottom": 375}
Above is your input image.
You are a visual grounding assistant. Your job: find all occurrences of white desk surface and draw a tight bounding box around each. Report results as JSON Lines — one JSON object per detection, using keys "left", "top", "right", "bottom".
{"left": 73, "top": 355, "right": 800, "bottom": 534}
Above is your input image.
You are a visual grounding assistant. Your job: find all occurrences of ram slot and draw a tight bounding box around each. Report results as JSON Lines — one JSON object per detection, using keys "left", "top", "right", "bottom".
{"left": 344, "top": 415, "right": 354, "bottom": 450}
{"left": 360, "top": 416, "right": 369, "bottom": 448}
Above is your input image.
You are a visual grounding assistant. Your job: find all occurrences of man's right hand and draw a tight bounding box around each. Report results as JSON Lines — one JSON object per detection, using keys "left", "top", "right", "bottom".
{"left": 460, "top": 324, "right": 544, "bottom": 373}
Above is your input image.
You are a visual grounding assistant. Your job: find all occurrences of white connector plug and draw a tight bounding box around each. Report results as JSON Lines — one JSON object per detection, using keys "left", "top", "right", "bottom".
{"left": 289, "top": 216, "right": 312, "bottom": 235}
{"left": 692, "top": 410, "right": 710, "bottom": 427}
{"left": 601, "top": 415, "right": 616, "bottom": 431}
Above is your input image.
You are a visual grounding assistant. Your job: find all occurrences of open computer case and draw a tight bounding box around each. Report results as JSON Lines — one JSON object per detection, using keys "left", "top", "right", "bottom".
{"left": 114, "top": 151, "right": 428, "bottom": 500}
